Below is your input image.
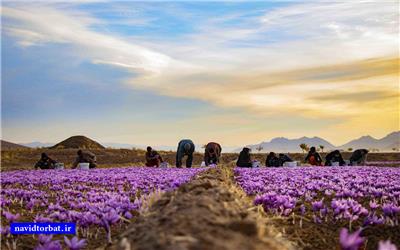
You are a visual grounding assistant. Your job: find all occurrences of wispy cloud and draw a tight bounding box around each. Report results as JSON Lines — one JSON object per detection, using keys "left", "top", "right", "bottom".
{"left": 2, "top": 1, "right": 399, "bottom": 144}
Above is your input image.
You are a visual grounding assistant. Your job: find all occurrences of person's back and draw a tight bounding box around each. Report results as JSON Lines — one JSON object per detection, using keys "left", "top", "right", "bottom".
{"left": 278, "top": 153, "right": 292, "bottom": 166}
{"left": 350, "top": 149, "right": 369, "bottom": 166}
{"left": 266, "top": 152, "right": 280, "bottom": 167}
{"left": 204, "top": 142, "right": 222, "bottom": 166}
{"left": 35, "top": 153, "right": 56, "bottom": 170}
{"left": 72, "top": 150, "right": 97, "bottom": 169}
{"left": 176, "top": 139, "right": 195, "bottom": 168}
{"left": 325, "top": 150, "right": 345, "bottom": 166}
{"left": 305, "top": 147, "right": 322, "bottom": 166}
{"left": 237, "top": 148, "right": 252, "bottom": 168}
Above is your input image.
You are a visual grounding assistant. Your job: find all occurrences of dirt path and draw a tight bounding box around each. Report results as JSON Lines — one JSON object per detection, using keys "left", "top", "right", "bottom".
{"left": 110, "top": 167, "right": 292, "bottom": 250}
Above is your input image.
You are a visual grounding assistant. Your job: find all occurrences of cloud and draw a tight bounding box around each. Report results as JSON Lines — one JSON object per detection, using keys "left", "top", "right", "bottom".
{"left": 2, "top": 4, "right": 183, "bottom": 75}
{"left": 2, "top": 1, "right": 399, "bottom": 140}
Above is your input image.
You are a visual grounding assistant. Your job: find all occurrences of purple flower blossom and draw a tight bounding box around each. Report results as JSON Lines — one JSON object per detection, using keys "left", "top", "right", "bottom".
{"left": 35, "top": 240, "right": 62, "bottom": 250}
{"left": 2, "top": 211, "right": 20, "bottom": 222}
{"left": 64, "top": 236, "right": 87, "bottom": 250}
{"left": 339, "top": 228, "right": 364, "bottom": 250}
{"left": 378, "top": 240, "right": 398, "bottom": 250}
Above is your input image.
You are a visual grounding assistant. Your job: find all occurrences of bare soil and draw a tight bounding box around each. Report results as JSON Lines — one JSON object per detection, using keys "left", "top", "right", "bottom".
{"left": 109, "top": 167, "right": 292, "bottom": 250}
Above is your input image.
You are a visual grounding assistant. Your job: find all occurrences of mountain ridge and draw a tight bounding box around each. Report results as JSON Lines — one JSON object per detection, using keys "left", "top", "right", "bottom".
{"left": 235, "top": 131, "right": 399, "bottom": 153}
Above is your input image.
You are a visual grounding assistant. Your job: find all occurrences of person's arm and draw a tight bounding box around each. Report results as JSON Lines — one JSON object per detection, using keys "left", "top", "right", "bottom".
{"left": 304, "top": 153, "right": 310, "bottom": 162}
{"left": 72, "top": 157, "right": 79, "bottom": 169}
{"left": 316, "top": 153, "right": 322, "bottom": 163}
{"left": 34, "top": 160, "right": 41, "bottom": 170}
{"left": 145, "top": 152, "right": 151, "bottom": 162}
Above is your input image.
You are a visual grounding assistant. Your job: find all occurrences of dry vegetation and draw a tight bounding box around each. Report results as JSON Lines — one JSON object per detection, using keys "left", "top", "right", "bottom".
{"left": 1, "top": 148, "right": 399, "bottom": 171}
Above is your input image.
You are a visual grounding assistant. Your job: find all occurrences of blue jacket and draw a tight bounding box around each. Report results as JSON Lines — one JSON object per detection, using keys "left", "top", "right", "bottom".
{"left": 177, "top": 139, "right": 195, "bottom": 159}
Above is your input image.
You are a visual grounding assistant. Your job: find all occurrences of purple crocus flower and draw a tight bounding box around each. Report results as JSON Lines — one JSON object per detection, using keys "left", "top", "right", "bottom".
{"left": 34, "top": 240, "right": 62, "bottom": 250}
{"left": 38, "top": 235, "right": 53, "bottom": 245}
{"left": 64, "top": 236, "right": 87, "bottom": 250}
{"left": 2, "top": 211, "right": 20, "bottom": 222}
{"left": 311, "top": 199, "right": 324, "bottom": 212}
{"left": 378, "top": 240, "right": 398, "bottom": 250}
{"left": 339, "top": 228, "right": 364, "bottom": 250}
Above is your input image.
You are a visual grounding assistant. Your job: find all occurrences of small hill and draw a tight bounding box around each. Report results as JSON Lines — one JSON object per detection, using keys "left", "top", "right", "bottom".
{"left": 1, "top": 140, "right": 29, "bottom": 150}
{"left": 50, "top": 136, "right": 105, "bottom": 149}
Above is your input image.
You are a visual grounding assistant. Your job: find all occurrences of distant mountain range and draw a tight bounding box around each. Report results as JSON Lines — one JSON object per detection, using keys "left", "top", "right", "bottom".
{"left": 235, "top": 131, "right": 399, "bottom": 153}
{"left": 7, "top": 131, "right": 399, "bottom": 153}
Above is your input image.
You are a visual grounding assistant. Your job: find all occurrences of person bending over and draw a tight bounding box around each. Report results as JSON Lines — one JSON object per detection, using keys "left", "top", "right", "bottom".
{"left": 278, "top": 153, "right": 293, "bottom": 166}
{"left": 176, "top": 139, "right": 195, "bottom": 168}
{"left": 266, "top": 152, "right": 280, "bottom": 167}
{"left": 237, "top": 147, "right": 253, "bottom": 168}
{"left": 349, "top": 149, "right": 369, "bottom": 166}
{"left": 325, "top": 150, "right": 345, "bottom": 166}
{"left": 204, "top": 142, "right": 222, "bottom": 166}
{"left": 72, "top": 150, "right": 97, "bottom": 169}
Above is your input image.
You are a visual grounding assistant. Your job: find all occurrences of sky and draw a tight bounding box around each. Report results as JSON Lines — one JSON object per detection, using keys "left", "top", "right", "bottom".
{"left": 1, "top": 0, "right": 399, "bottom": 148}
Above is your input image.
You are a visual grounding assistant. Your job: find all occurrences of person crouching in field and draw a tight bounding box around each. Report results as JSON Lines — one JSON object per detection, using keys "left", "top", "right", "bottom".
{"left": 204, "top": 142, "right": 222, "bottom": 166}
{"left": 266, "top": 152, "right": 280, "bottom": 167}
{"left": 237, "top": 147, "right": 253, "bottom": 168}
{"left": 278, "top": 153, "right": 293, "bottom": 166}
{"left": 72, "top": 150, "right": 97, "bottom": 169}
{"left": 176, "top": 139, "right": 195, "bottom": 168}
{"left": 145, "top": 146, "right": 163, "bottom": 167}
{"left": 349, "top": 149, "right": 369, "bottom": 166}
{"left": 325, "top": 150, "right": 345, "bottom": 166}
{"left": 35, "top": 153, "right": 57, "bottom": 170}
{"left": 304, "top": 147, "right": 323, "bottom": 166}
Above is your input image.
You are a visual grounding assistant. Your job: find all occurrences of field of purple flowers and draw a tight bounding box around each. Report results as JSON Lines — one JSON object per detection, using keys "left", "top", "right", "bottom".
{"left": 0, "top": 167, "right": 208, "bottom": 249}
{"left": 235, "top": 166, "right": 400, "bottom": 249}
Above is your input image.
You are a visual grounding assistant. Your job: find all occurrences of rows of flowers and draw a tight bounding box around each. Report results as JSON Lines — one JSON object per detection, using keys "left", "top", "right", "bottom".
{"left": 235, "top": 166, "right": 400, "bottom": 249}
{"left": 1, "top": 167, "right": 209, "bottom": 249}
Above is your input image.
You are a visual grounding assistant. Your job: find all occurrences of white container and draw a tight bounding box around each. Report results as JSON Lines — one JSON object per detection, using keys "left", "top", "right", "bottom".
{"left": 331, "top": 162, "right": 340, "bottom": 167}
{"left": 160, "top": 162, "right": 169, "bottom": 168}
{"left": 200, "top": 161, "right": 206, "bottom": 167}
{"left": 252, "top": 161, "right": 261, "bottom": 168}
{"left": 285, "top": 161, "right": 297, "bottom": 167}
{"left": 78, "top": 163, "right": 90, "bottom": 170}
{"left": 54, "top": 163, "right": 64, "bottom": 170}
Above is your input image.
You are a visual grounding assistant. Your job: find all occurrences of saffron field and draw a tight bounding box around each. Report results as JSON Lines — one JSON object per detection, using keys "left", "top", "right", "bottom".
{"left": 0, "top": 167, "right": 208, "bottom": 249}
{"left": 235, "top": 166, "right": 400, "bottom": 249}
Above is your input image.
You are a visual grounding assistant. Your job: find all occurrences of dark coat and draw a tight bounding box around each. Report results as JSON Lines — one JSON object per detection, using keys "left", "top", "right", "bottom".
{"left": 278, "top": 154, "right": 293, "bottom": 166}
{"left": 325, "top": 150, "right": 345, "bottom": 166}
{"left": 237, "top": 148, "right": 252, "bottom": 168}
{"left": 176, "top": 139, "right": 195, "bottom": 168}
{"left": 349, "top": 149, "right": 369, "bottom": 165}
{"left": 35, "top": 155, "right": 56, "bottom": 170}
{"left": 146, "top": 150, "right": 163, "bottom": 167}
{"left": 204, "top": 142, "right": 222, "bottom": 166}
{"left": 72, "top": 151, "right": 97, "bottom": 169}
{"left": 266, "top": 152, "right": 280, "bottom": 167}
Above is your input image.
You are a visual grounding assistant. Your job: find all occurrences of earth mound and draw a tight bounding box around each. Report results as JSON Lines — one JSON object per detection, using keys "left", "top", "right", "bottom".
{"left": 50, "top": 135, "right": 105, "bottom": 149}
{"left": 112, "top": 167, "right": 292, "bottom": 250}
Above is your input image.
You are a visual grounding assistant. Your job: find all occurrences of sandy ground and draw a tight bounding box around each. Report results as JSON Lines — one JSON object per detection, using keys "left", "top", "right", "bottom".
{"left": 109, "top": 167, "right": 293, "bottom": 250}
